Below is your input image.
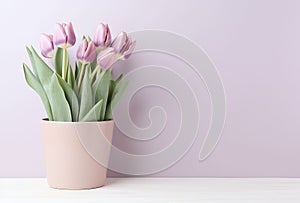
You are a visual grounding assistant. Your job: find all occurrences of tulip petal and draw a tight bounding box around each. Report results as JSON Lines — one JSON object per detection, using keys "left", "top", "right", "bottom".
{"left": 104, "top": 24, "right": 112, "bottom": 46}
{"left": 40, "top": 34, "right": 54, "bottom": 58}
{"left": 123, "top": 40, "right": 136, "bottom": 59}
{"left": 111, "top": 31, "right": 128, "bottom": 53}
{"left": 53, "top": 23, "right": 67, "bottom": 46}
{"left": 120, "top": 37, "right": 132, "bottom": 54}
{"left": 94, "top": 23, "right": 111, "bottom": 47}
{"left": 76, "top": 39, "right": 88, "bottom": 60}
{"left": 65, "top": 22, "right": 76, "bottom": 46}
{"left": 98, "top": 47, "right": 115, "bottom": 58}
{"left": 84, "top": 41, "right": 96, "bottom": 62}
{"left": 97, "top": 47, "right": 116, "bottom": 69}
{"left": 94, "top": 23, "right": 106, "bottom": 47}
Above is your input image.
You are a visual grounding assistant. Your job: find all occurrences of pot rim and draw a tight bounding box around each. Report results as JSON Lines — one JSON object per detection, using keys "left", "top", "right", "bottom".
{"left": 41, "top": 118, "right": 114, "bottom": 124}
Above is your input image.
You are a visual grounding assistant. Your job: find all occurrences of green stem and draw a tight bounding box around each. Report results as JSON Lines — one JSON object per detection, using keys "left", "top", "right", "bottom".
{"left": 90, "top": 65, "right": 101, "bottom": 82}
{"left": 62, "top": 48, "right": 67, "bottom": 80}
{"left": 77, "top": 61, "right": 86, "bottom": 90}
{"left": 114, "top": 54, "right": 123, "bottom": 62}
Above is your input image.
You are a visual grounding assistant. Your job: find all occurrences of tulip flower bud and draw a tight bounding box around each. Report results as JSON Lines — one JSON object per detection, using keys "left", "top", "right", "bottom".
{"left": 39, "top": 34, "right": 54, "bottom": 58}
{"left": 93, "top": 23, "right": 111, "bottom": 48}
{"left": 111, "top": 31, "right": 136, "bottom": 59}
{"left": 97, "top": 47, "right": 117, "bottom": 69}
{"left": 53, "top": 22, "right": 76, "bottom": 48}
{"left": 76, "top": 39, "right": 96, "bottom": 62}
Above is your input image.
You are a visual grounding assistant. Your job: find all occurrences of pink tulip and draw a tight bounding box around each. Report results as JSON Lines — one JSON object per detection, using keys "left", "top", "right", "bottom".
{"left": 111, "top": 31, "right": 136, "bottom": 59}
{"left": 39, "top": 34, "right": 54, "bottom": 58}
{"left": 123, "top": 40, "right": 136, "bottom": 59}
{"left": 93, "top": 23, "right": 111, "bottom": 48}
{"left": 97, "top": 47, "right": 117, "bottom": 69}
{"left": 53, "top": 22, "right": 76, "bottom": 48}
{"left": 76, "top": 39, "right": 96, "bottom": 62}
{"left": 111, "top": 32, "right": 127, "bottom": 53}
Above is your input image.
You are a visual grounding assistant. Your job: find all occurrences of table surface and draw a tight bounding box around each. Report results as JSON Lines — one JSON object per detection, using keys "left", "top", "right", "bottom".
{"left": 0, "top": 178, "right": 300, "bottom": 203}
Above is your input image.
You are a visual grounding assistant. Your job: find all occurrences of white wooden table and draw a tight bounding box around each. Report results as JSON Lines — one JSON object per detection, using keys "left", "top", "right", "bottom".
{"left": 0, "top": 178, "right": 299, "bottom": 202}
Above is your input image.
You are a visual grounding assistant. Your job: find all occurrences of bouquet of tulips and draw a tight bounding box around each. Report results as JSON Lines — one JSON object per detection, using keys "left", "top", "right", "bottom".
{"left": 23, "top": 22, "right": 135, "bottom": 122}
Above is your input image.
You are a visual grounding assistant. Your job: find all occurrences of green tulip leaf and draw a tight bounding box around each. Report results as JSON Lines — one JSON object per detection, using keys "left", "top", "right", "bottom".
{"left": 29, "top": 46, "right": 72, "bottom": 121}
{"left": 67, "top": 63, "right": 75, "bottom": 89}
{"left": 49, "top": 74, "right": 72, "bottom": 121}
{"left": 80, "top": 99, "right": 103, "bottom": 122}
{"left": 92, "top": 69, "right": 112, "bottom": 120}
{"left": 92, "top": 69, "right": 105, "bottom": 88}
{"left": 56, "top": 73, "right": 79, "bottom": 122}
{"left": 23, "top": 63, "right": 53, "bottom": 120}
{"left": 104, "top": 74, "right": 122, "bottom": 120}
{"left": 90, "top": 57, "right": 97, "bottom": 74}
{"left": 105, "top": 75, "right": 127, "bottom": 120}
{"left": 111, "top": 80, "right": 129, "bottom": 113}
{"left": 53, "top": 47, "right": 69, "bottom": 78}
{"left": 53, "top": 48, "right": 62, "bottom": 76}
{"left": 26, "top": 47, "right": 38, "bottom": 77}
{"left": 74, "top": 61, "right": 79, "bottom": 81}
{"left": 78, "top": 66, "right": 94, "bottom": 121}
{"left": 104, "top": 80, "right": 115, "bottom": 120}
{"left": 96, "top": 68, "right": 103, "bottom": 80}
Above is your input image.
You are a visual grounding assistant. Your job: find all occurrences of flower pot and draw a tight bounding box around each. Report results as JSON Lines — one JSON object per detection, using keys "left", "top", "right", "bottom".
{"left": 41, "top": 119, "right": 114, "bottom": 190}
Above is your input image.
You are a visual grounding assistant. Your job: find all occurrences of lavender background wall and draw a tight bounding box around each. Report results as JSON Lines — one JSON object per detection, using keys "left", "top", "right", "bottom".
{"left": 1, "top": 0, "right": 300, "bottom": 177}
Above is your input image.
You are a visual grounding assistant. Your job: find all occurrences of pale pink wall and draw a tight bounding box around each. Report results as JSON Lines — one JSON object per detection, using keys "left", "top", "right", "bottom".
{"left": 0, "top": 0, "right": 300, "bottom": 177}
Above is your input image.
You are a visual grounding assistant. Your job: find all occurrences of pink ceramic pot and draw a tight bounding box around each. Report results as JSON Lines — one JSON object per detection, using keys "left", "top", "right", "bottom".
{"left": 41, "top": 120, "right": 114, "bottom": 190}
